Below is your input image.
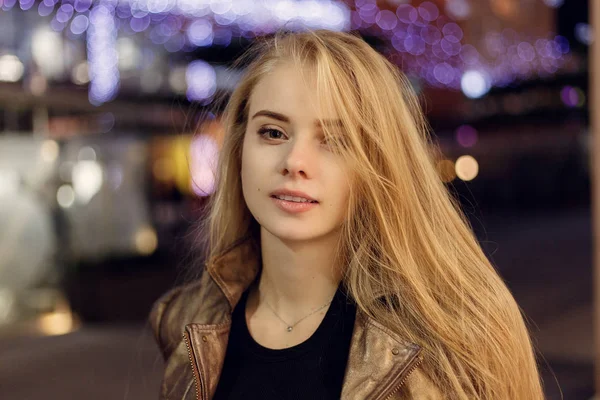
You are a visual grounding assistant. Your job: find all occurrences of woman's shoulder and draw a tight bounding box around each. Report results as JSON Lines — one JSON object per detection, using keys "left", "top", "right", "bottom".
{"left": 149, "top": 278, "right": 207, "bottom": 360}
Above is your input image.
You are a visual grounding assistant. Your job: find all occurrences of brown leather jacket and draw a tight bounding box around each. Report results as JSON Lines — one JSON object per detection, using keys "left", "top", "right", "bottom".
{"left": 150, "top": 240, "right": 443, "bottom": 399}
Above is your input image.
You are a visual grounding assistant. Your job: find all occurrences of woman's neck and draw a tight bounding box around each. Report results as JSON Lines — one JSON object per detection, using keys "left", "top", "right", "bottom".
{"left": 254, "top": 227, "right": 343, "bottom": 318}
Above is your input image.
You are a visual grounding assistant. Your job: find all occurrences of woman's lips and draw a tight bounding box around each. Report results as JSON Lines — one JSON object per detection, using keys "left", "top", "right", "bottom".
{"left": 269, "top": 189, "right": 318, "bottom": 202}
{"left": 270, "top": 196, "right": 319, "bottom": 214}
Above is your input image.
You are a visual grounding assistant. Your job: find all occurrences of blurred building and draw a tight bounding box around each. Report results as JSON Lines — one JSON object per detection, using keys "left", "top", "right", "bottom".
{"left": 0, "top": 0, "right": 590, "bottom": 323}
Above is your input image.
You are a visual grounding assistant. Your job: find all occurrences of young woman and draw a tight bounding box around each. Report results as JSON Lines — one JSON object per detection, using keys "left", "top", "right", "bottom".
{"left": 150, "top": 30, "right": 543, "bottom": 399}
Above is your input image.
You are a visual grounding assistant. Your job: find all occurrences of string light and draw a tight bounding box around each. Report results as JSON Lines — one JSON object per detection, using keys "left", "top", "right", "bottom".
{"left": 88, "top": 3, "right": 120, "bottom": 105}
{"left": 1, "top": 0, "right": 578, "bottom": 103}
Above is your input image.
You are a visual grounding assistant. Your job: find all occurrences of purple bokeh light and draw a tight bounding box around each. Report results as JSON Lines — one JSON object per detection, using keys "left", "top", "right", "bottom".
{"left": 455, "top": 125, "right": 478, "bottom": 148}
{"left": 37, "top": 0, "right": 54, "bottom": 16}
{"left": 433, "top": 62, "right": 455, "bottom": 85}
{"left": 56, "top": 4, "right": 74, "bottom": 23}
{"left": 418, "top": 2, "right": 439, "bottom": 22}
{"left": 186, "top": 19, "right": 214, "bottom": 47}
{"left": 74, "top": 0, "right": 92, "bottom": 13}
{"left": 560, "top": 86, "right": 581, "bottom": 107}
{"left": 2, "top": 0, "right": 17, "bottom": 11}
{"left": 186, "top": 60, "right": 217, "bottom": 102}
{"left": 88, "top": 4, "right": 120, "bottom": 105}
{"left": 19, "top": 0, "right": 35, "bottom": 11}
{"left": 130, "top": 15, "right": 152, "bottom": 32}
{"left": 420, "top": 25, "right": 441, "bottom": 45}
{"left": 396, "top": 4, "right": 418, "bottom": 24}
{"left": 70, "top": 14, "right": 89, "bottom": 35}
{"left": 375, "top": 10, "right": 397, "bottom": 31}
{"left": 442, "top": 22, "right": 463, "bottom": 42}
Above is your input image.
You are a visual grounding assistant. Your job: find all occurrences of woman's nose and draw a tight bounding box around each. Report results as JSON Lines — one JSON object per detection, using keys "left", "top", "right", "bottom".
{"left": 281, "top": 137, "right": 316, "bottom": 178}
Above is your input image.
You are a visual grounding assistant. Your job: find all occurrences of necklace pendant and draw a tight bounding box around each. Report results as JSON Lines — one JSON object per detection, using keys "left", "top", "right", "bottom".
{"left": 287, "top": 326, "right": 293, "bottom": 332}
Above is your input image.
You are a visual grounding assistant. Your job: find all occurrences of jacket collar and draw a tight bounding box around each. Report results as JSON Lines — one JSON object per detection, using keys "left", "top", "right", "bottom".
{"left": 206, "top": 237, "right": 262, "bottom": 312}
{"left": 194, "top": 238, "right": 422, "bottom": 400}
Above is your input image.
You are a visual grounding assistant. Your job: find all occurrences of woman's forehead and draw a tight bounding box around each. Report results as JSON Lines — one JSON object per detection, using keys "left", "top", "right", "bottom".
{"left": 248, "top": 64, "right": 341, "bottom": 124}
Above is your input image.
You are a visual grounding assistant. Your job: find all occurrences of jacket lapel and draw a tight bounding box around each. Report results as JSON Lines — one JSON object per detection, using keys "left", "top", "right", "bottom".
{"left": 185, "top": 324, "right": 231, "bottom": 400}
{"left": 341, "top": 313, "right": 422, "bottom": 399}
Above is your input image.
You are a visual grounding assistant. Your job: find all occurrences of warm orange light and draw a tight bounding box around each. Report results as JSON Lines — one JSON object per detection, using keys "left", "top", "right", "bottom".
{"left": 38, "top": 311, "right": 76, "bottom": 336}
{"left": 135, "top": 226, "right": 158, "bottom": 255}
{"left": 490, "top": 0, "right": 518, "bottom": 19}
{"left": 437, "top": 159, "right": 457, "bottom": 183}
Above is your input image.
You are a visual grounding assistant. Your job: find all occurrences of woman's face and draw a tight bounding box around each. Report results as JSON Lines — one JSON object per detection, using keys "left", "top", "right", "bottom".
{"left": 241, "top": 64, "right": 351, "bottom": 244}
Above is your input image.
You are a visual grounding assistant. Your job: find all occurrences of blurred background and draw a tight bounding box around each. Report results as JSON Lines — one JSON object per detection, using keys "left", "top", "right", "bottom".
{"left": 0, "top": 0, "right": 593, "bottom": 399}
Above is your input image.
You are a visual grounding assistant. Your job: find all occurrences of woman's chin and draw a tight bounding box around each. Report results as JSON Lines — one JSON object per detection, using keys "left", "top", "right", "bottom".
{"left": 261, "top": 224, "right": 334, "bottom": 244}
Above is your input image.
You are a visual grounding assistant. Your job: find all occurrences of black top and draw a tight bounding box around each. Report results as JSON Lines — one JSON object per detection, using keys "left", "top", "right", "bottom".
{"left": 213, "top": 283, "right": 357, "bottom": 400}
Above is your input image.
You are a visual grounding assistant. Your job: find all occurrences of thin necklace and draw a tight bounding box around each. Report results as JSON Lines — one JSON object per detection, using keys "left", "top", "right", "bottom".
{"left": 262, "top": 295, "right": 334, "bottom": 333}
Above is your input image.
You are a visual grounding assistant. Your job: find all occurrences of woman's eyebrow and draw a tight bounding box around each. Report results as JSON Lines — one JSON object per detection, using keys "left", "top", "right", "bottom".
{"left": 251, "top": 110, "right": 290, "bottom": 123}
{"left": 251, "top": 109, "right": 342, "bottom": 128}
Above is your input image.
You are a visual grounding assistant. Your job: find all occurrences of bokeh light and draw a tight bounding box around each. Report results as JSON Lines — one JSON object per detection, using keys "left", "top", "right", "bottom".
{"left": 190, "top": 134, "right": 218, "bottom": 196}
{"left": 542, "top": 0, "right": 564, "bottom": 8}
{"left": 575, "top": 23, "right": 593, "bottom": 46}
{"left": 445, "top": 0, "right": 470, "bottom": 20}
{"left": 455, "top": 125, "right": 478, "bottom": 148}
{"left": 37, "top": 1, "right": 55, "bottom": 17}
{"left": 375, "top": 10, "right": 397, "bottom": 31}
{"left": 57, "top": 185, "right": 76, "bottom": 208}
{"left": 0, "top": 55, "right": 24, "bottom": 82}
{"left": 71, "top": 61, "right": 90, "bottom": 85}
{"left": 130, "top": 15, "right": 151, "bottom": 32}
{"left": 70, "top": 14, "right": 90, "bottom": 35}
{"left": 117, "top": 37, "right": 141, "bottom": 70}
{"left": 186, "top": 19, "right": 214, "bottom": 47}
{"left": 186, "top": 60, "right": 217, "bottom": 102}
{"left": 31, "top": 26, "right": 64, "bottom": 79}
{"left": 19, "top": 0, "right": 35, "bottom": 11}
{"left": 461, "top": 70, "right": 490, "bottom": 99}
{"left": 437, "top": 159, "right": 457, "bottom": 183}
{"left": 88, "top": 4, "right": 120, "bottom": 105}
{"left": 561, "top": 86, "right": 586, "bottom": 108}
{"left": 56, "top": 3, "right": 74, "bottom": 23}
{"left": 455, "top": 155, "right": 479, "bottom": 181}
{"left": 38, "top": 309, "right": 77, "bottom": 336}
{"left": 135, "top": 226, "right": 158, "bottom": 255}
{"left": 40, "top": 140, "right": 60, "bottom": 163}
{"left": 72, "top": 160, "right": 103, "bottom": 204}
{"left": 77, "top": 146, "right": 96, "bottom": 161}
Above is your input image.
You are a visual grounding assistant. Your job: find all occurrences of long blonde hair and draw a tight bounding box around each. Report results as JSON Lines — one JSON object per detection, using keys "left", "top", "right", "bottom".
{"left": 200, "top": 30, "right": 543, "bottom": 399}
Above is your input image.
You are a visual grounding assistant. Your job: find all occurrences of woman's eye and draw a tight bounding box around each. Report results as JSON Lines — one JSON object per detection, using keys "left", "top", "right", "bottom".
{"left": 258, "top": 128, "right": 285, "bottom": 140}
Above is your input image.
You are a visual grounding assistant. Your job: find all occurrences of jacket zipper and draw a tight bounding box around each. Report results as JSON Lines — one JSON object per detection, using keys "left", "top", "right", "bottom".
{"left": 183, "top": 331, "right": 202, "bottom": 400}
{"left": 382, "top": 355, "right": 424, "bottom": 400}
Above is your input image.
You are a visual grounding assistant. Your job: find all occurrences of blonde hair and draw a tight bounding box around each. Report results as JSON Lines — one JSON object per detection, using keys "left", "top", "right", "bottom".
{"left": 200, "top": 30, "right": 543, "bottom": 399}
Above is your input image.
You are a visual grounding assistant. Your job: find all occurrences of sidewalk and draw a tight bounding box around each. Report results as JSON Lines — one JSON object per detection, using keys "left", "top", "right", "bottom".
{"left": 0, "top": 326, "right": 163, "bottom": 400}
